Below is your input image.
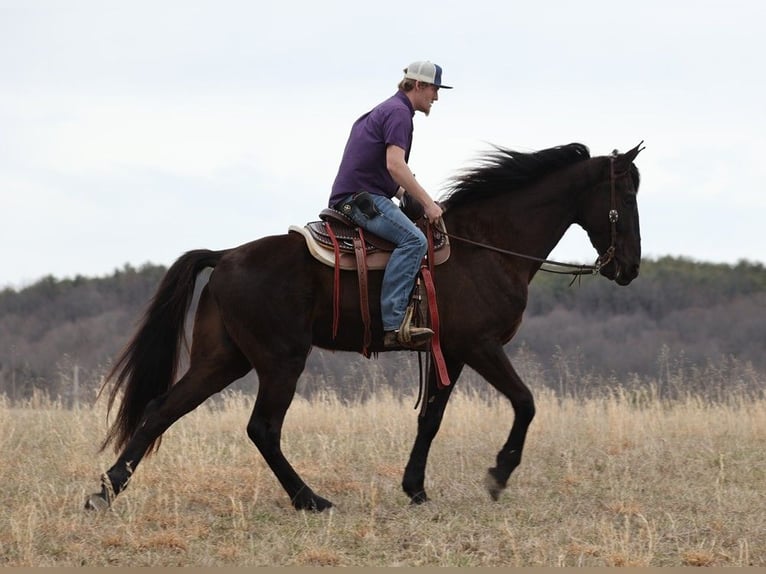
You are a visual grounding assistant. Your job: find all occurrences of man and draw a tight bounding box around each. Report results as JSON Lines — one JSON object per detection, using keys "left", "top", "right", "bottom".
{"left": 328, "top": 61, "right": 451, "bottom": 351}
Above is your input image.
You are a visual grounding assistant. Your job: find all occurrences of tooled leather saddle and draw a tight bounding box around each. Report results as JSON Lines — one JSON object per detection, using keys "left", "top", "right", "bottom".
{"left": 288, "top": 208, "right": 450, "bottom": 270}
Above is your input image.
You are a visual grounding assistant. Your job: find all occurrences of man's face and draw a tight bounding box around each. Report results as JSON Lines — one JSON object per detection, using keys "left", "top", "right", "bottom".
{"left": 414, "top": 82, "right": 440, "bottom": 116}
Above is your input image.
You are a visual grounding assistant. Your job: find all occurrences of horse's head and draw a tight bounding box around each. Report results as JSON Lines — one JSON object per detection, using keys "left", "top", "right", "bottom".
{"left": 579, "top": 142, "right": 644, "bottom": 286}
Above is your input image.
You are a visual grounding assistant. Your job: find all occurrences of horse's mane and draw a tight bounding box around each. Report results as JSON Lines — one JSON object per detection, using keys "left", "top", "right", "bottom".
{"left": 440, "top": 142, "right": 591, "bottom": 209}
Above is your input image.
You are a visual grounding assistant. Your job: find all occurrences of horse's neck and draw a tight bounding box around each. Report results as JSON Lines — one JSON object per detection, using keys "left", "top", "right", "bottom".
{"left": 448, "top": 172, "right": 584, "bottom": 264}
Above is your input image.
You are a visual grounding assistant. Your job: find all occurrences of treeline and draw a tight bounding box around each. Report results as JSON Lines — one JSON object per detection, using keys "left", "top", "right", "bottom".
{"left": 521, "top": 256, "right": 766, "bottom": 378}
{"left": 0, "top": 264, "right": 166, "bottom": 403}
{"left": 0, "top": 257, "right": 764, "bottom": 404}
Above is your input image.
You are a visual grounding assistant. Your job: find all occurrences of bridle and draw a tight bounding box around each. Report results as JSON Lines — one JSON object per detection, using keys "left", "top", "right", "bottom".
{"left": 596, "top": 155, "right": 623, "bottom": 272}
{"left": 438, "top": 156, "right": 627, "bottom": 277}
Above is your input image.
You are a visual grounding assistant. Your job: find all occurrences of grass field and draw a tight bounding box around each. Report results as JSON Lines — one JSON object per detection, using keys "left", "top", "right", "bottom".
{"left": 1, "top": 383, "right": 764, "bottom": 566}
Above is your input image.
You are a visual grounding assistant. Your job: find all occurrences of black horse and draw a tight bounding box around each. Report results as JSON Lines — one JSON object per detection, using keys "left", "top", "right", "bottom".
{"left": 86, "top": 142, "right": 644, "bottom": 511}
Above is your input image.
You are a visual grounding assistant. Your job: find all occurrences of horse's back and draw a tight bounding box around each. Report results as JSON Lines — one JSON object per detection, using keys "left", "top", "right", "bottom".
{"left": 215, "top": 232, "right": 310, "bottom": 275}
{"left": 206, "top": 233, "right": 319, "bottom": 338}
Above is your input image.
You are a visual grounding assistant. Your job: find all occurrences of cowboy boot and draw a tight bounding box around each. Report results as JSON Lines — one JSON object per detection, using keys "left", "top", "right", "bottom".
{"left": 383, "top": 327, "right": 434, "bottom": 351}
{"left": 383, "top": 305, "right": 433, "bottom": 351}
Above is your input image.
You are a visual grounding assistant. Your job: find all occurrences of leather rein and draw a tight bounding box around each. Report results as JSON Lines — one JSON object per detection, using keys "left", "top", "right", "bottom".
{"left": 437, "top": 156, "right": 624, "bottom": 277}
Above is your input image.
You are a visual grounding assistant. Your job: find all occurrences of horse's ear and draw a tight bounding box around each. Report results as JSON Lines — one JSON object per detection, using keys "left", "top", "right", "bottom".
{"left": 620, "top": 140, "right": 645, "bottom": 164}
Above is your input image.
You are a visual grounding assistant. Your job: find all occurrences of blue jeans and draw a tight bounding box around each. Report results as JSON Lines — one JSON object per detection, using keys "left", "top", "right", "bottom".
{"left": 343, "top": 194, "right": 427, "bottom": 331}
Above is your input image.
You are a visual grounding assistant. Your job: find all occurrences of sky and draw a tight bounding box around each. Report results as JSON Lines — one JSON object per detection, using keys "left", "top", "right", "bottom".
{"left": 1, "top": 0, "right": 764, "bottom": 289}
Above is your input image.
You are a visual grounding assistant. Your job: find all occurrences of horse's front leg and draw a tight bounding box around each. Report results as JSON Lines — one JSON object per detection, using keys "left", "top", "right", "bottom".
{"left": 466, "top": 343, "right": 535, "bottom": 500}
{"left": 402, "top": 358, "right": 463, "bottom": 504}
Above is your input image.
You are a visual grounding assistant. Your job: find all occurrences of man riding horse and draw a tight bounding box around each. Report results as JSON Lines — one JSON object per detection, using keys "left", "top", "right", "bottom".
{"left": 328, "top": 61, "right": 452, "bottom": 350}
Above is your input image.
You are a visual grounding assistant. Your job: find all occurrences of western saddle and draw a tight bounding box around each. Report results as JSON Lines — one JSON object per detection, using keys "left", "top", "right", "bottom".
{"left": 288, "top": 208, "right": 450, "bottom": 353}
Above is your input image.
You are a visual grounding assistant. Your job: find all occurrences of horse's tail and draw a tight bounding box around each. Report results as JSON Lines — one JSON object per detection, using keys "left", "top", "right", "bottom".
{"left": 99, "top": 248, "right": 230, "bottom": 454}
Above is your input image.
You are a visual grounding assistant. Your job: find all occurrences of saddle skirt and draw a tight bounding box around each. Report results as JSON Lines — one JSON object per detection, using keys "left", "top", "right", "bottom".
{"left": 289, "top": 208, "right": 450, "bottom": 270}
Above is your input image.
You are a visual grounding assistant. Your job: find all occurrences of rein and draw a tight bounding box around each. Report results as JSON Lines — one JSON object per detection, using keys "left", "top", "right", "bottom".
{"left": 438, "top": 157, "right": 623, "bottom": 277}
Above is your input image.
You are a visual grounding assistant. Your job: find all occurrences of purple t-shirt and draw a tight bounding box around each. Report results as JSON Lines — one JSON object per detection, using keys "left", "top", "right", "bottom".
{"left": 329, "top": 91, "right": 414, "bottom": 207}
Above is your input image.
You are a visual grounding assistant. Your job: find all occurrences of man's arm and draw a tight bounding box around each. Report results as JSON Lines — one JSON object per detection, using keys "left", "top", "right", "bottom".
{"left": 386, "top": 145, "right": 443, "bottom": 223}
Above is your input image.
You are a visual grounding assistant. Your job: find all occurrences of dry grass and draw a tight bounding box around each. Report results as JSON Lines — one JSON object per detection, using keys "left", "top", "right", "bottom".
{"left": 1, "top": 384, "right": 764, "bottom": 566}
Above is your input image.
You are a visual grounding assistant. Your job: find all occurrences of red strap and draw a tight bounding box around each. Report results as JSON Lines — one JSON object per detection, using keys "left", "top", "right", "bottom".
{"left": 324, "top": 222, "right": 341, "bottom": 339}
{"left": 353, "top": 228, "right": 372, "bottom": 357}
{"left": 420, "top": 266, "right": 450, "bottom": 388}
{"left": 423, "top": 225, "right": 451, "bottom": 388}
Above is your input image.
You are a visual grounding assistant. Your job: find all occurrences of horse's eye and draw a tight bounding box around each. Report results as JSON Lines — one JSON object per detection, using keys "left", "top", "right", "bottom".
{"left": 622, "top": 194, "right": 636, "bottom": 207}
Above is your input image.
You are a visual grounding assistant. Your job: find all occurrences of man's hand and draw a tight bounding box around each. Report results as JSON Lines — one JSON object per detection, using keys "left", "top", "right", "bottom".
{"left": 424, "top": 200, "right": 443, "bottom": 225}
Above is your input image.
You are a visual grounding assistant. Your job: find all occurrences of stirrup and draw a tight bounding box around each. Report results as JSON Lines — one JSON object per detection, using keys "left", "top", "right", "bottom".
{"left": 383, "top": 329, "right": 433, "bottom": 351}
{"left": 384, "top": 305, "right": 433, "bottom": 350}
{"left": 397, "top": 304, "right": 430, "bottom": 344}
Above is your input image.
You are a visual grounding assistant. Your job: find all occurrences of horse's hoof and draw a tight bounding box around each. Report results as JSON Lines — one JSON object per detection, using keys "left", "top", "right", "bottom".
{"left": 409, "top": 491, "right": 430, "bottom": 505}
{"left": 293, "top": 493, "right": 333, "bottom": 512}
{"left": 311, "top": 496, "right": 333, "bottom": 512}
{"left": 84, "top": 492, "right": 110, "bottom": 511}
{"left": 484, "top": 469, "right": 505, "bottom": 501}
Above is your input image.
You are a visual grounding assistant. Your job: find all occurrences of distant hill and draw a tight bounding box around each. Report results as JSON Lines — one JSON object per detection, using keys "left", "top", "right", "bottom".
{"left": 1, "top": 257, "right": 764, "bottom": 403}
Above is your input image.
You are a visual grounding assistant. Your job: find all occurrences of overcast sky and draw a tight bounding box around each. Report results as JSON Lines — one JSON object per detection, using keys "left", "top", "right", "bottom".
{"left": 1, "top": 0, "right": 764, "bottom": 289}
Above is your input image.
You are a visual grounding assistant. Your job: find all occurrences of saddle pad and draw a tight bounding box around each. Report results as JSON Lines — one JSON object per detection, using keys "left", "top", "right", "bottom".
{"left": 289, "top": 226, "right": 388, "bottom": 270}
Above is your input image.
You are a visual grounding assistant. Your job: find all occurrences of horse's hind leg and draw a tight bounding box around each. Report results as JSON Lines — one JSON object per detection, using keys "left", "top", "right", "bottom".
{"left": 86, "top": 300, "right": 251, "bottom": 510}
{"left": 246, "top": 355, "right": 332, "bottom": 511}
{"left": 402, "top": 357, "right": 464, "bottom": 504}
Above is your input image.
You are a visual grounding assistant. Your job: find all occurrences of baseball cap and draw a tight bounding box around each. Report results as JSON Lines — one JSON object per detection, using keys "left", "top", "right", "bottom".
{"left": 403, "top": 61, "right": 453, "bottom": 89}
